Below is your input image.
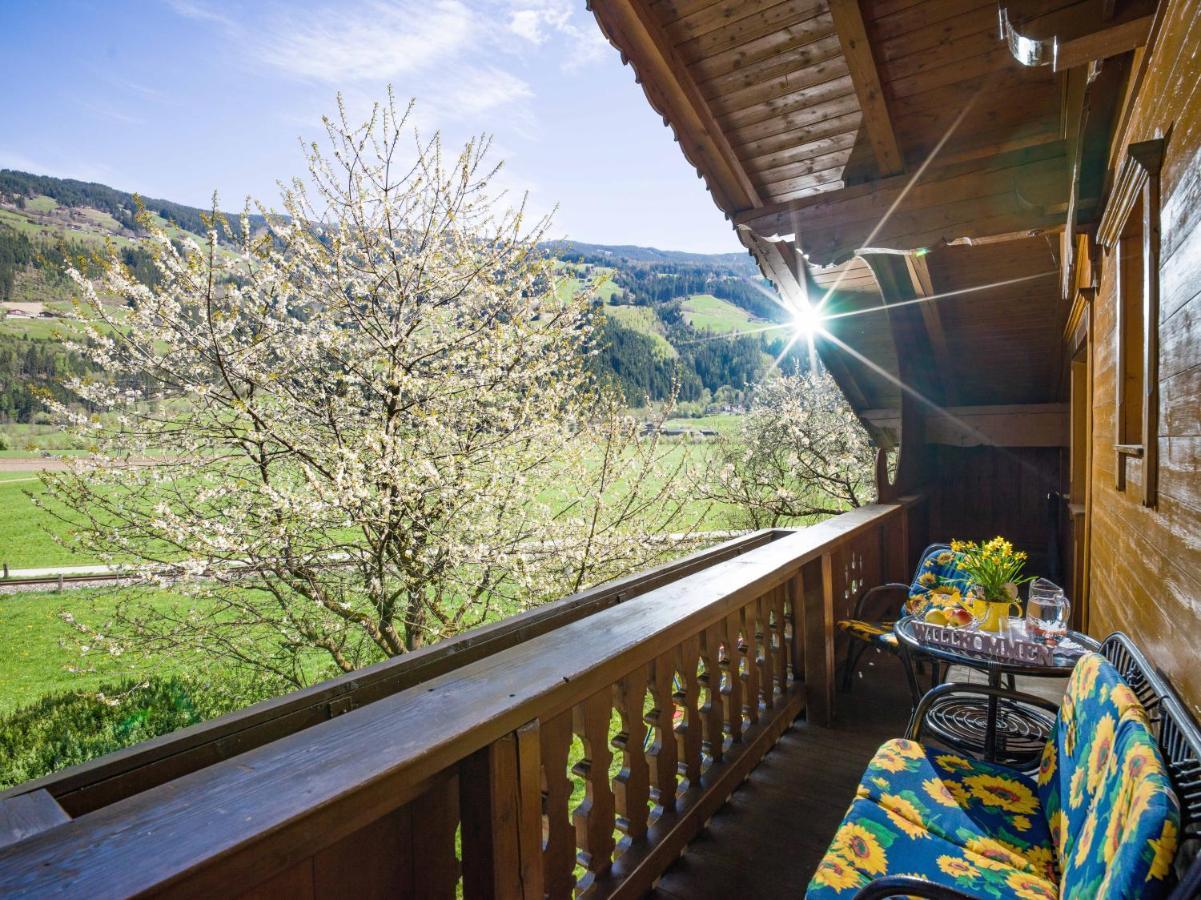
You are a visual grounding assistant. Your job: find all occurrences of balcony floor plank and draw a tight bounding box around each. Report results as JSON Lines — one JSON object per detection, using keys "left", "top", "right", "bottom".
{"left": 649, "top": 649, "right": 914, "bottom": 899}
{"left": 649, "top": 652, "right": 1068, "bottom": 898}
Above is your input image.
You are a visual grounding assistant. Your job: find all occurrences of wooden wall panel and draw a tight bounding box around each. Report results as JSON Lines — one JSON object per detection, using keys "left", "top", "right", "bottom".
{"left": 928, "top": 446, "right": 1064, "bottom": 575}
{"left": 1087, "top": 0, "right": 1201, "bottom": 720}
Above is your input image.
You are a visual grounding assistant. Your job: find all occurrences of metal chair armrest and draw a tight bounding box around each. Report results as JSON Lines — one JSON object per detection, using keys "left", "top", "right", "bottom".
{"left": 855, "top": 876, "right": 980, "bottom": 899}
{"left": 906, "top": 682, "right": 1061, "bottom": 743}
{"left": 851, "top": 582, "right": 911, "bottom": 619}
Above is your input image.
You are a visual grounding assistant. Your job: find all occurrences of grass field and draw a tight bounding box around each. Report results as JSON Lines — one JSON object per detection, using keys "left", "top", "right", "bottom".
{"left": 0, "top": 435, "right": 743, "bottom": 782}
{"left": 0, "top": 587, "right": 198, "bottom": 714}
{"left": 662, "top": 412, "right": 743, "bottom": 433}
{"left": 0, "top": 436, "right": 741, "bottom": 570}
{"left": 552, "top": 262, "right": 621, "bottom": 305}
{"left": 0, "top": 205, "right": 136, "bottom": 250}
{"left": 1, "top": 422, "right": 88, "bottom": 454}
{"left": 0, "top": 474, "right": 88, "bottom": 568}
{"left": 604, "top": 305, "right": 678, "bottom": 358}
{"left": 24, "top": 196, "right": 60, "bottom": 213}
{"left": 0, "top": 314, "right": 79, "bottom": 340}
{"left": 680, "top": 293, "right": 763, "bottom": 334}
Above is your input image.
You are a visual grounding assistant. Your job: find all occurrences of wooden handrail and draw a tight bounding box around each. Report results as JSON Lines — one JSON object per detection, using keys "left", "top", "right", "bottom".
{"left": 1, "top": 529, "right": 786, "bottom": 817}
{"left": 0, "top": 497, "right": 925, "bottom": 898}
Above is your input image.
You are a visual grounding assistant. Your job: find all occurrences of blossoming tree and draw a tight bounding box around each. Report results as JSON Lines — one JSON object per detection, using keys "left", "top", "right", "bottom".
{"left": 41, "top": 94, "right": 700, "bottom": 684}
{"left": 696, "top": 368, "right": 875, "bottom": 528}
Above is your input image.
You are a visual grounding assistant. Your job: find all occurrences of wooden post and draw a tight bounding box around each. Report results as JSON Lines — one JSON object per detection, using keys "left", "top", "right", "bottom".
{"left": 612, "top": 668, "right": 651, "bottom": 844}
{"left": 539, "top": 711, "right": 576, "bottom": 898}
{"left": 460, "top": 722, "right": 544, "bottom": 900}
{"left": 801, "top": 555, "right": 835, "bottom": 727}
{"left": 572, "top": 691, "right": 616, "bottom": 885}
{"left": 409, "top": 776, "right": 461, "bottom": 899}
{"left": 787, "top": 574, "right": 803, "bottom": 688}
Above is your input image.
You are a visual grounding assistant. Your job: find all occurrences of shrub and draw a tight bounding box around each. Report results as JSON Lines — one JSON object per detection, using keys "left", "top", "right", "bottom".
{"left": 0, "top": 672, "right": 284, "bottom": 789}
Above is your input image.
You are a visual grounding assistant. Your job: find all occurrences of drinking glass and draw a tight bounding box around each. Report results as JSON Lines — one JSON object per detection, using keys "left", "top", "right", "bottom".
{"left": 1026, "top": 578, "right": 1070, "bottom": 646}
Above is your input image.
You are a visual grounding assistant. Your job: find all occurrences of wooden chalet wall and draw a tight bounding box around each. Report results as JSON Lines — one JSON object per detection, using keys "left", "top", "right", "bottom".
{"left": 588, "top": 0, "right": 1197, "bottom": 712}
{"left": 929, "top": 446, "right": 1065, "bottom": 576}
{"left": 1086, "top": 0, "right": 1201, "bottom": 718}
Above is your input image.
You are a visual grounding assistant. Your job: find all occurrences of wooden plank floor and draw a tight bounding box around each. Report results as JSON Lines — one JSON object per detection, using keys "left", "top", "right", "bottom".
{"left": 648, "top": 650, "right": 1070, "bottom": 899}
{"left": 649, "top": 648, "right": 913, "bottom": 899}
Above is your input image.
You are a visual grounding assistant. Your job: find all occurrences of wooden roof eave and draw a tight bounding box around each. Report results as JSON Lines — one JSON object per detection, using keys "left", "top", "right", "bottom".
{"left": 588, "top": 0, "right": 760, "bottom": 217}
{"left": 590, "top": 0, "right": 1080, "bottom": 429}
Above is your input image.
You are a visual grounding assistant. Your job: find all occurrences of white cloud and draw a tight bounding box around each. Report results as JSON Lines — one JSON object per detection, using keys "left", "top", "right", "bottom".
{"left": 74, "top": 99, "right": 145, "bottom": 126}
{"left": 505, "top": 0, "right": 609, "bottom": 69}
{"left": 163, "top": 0, "right": 238, "bottom": 31}
{"left": 159, "top": 0, "right": 613, "bottom": 206}
{"left": 257, "top": 0, "right": 475, "bottom": 84}
{"left": 437, "top": 66, "right": 532, "bottom": 119}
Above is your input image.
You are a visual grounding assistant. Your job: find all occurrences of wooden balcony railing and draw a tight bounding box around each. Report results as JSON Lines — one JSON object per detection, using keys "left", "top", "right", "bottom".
{"left": 0, "top": 496, "right": 924, "bottom": 898}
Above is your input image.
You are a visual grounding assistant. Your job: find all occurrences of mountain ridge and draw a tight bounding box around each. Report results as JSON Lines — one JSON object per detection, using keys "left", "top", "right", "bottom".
{"left": 0, "top": 171, "right": 796, "bottom": 421}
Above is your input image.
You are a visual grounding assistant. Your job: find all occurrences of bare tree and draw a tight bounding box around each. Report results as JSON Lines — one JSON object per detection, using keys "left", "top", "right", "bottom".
{"left": 40, "top": 92, "right": 700, "bottom": 685}
{"left": 695, "top": 368, "right": 875, "bottom": 529}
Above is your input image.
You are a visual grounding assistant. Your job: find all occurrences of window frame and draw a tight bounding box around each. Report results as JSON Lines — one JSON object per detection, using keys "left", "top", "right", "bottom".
{"left": 1097, "top": 138, "right": 1163, "bottom": 508}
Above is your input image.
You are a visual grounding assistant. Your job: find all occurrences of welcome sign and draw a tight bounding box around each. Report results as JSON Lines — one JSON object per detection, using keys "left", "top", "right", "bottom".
{"left": 911, "top": 620, "right": 1055, "bottom": 666}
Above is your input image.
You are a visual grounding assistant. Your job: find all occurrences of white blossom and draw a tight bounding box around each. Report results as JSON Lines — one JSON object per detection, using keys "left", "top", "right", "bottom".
{"left": 694, "top": 367, "right": 875, "bottom": 528}
{"left": 43, "top": 90, "right": 700, "bottom": 685}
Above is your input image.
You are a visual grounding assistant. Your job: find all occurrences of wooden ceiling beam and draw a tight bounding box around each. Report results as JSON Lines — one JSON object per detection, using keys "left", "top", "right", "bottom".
{"left": 827, "top": 0, "right": 904, "bottom": 177}
{"left": 1054, "top": 15, "right": 1152, "bottom": 71}
{"left": 736, "top": 143, "right": 1070, "bottom": 265}
{"left": 906, "top": 254, "right": 957, "bottom": 406}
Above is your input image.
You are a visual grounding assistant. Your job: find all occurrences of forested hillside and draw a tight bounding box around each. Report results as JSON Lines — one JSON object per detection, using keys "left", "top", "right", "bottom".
{"left": 0, "top": 170, "right": 268, "bottom": 238}
{"left": 547, "top": 242, "right": 799, "bottom": 405}
{"left": 0, "top": 171, "right": 798, "bottom": 422}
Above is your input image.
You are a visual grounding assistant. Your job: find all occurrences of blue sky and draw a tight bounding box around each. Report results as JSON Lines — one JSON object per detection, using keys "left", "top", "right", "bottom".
{"left": 0, "top": 0, "right": 745, "bottom": 254}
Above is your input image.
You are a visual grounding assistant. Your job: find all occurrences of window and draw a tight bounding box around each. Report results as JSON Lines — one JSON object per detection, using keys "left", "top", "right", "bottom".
{"left": 1098, "top": 138, "right": 1163, "bottom": 507}
{"left": 1116, "top": 196, "right": 1145, "bottom": 448}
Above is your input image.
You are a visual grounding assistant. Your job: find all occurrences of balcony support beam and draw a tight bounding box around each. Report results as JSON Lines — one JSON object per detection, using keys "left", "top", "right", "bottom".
{"left": 828, "top": 0, "right": 904, "bottom": 177}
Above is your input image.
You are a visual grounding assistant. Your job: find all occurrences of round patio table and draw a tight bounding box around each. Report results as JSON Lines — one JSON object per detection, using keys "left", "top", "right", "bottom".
{"left": 893, "top": 616, "right": 1101, "bottom": 771}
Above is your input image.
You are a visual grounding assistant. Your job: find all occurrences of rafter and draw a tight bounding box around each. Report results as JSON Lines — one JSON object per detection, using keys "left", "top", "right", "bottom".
{"left": 590, "top": 0, "right": 760, "bottom": 214}
{"left": 827, "top": 0, "right": 903, "bottom": 177}
{"left": 736, "top": 143, "right": 1070, "bottom": 265}
{"left": 905, "top": 254, "right": 957, "bottom": 407}
{"left": 1055, "top": 15, "right": 1152, "bottom": 71}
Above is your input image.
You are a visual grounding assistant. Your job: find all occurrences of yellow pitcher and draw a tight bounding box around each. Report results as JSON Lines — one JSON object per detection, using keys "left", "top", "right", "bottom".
{"left": 960, "top": 596, "right": 1021, "bottom": 633}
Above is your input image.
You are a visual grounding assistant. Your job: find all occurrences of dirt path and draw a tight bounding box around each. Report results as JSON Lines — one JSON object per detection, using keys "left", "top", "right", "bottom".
{"left": 0, "top": 457, "right": 74, "bottom": 472}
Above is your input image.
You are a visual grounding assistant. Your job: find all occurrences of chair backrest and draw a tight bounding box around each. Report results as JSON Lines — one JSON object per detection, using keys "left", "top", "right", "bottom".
{"left": 1101, "top": 634, "right": 1201, "bottom": 900}
{"left": 1037, "top": 651, "right": 1180, "bottom": 897}
{"left": 904, "top": 543, "right": 974, "bottom": 616}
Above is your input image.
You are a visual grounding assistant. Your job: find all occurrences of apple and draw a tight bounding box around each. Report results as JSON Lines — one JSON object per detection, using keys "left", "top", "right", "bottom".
{"left": 946, "top": 607, "right": 973, "bottom": 628}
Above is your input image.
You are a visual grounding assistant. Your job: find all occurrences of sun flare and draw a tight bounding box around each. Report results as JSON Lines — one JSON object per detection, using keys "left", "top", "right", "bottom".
{"left": 792, "top": 301, "right": 825, "bottom": 337}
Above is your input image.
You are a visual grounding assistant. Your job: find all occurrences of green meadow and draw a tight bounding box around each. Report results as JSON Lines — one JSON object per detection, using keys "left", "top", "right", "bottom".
{"left": 681, "top": 293, "right": 763, "bottom": 334}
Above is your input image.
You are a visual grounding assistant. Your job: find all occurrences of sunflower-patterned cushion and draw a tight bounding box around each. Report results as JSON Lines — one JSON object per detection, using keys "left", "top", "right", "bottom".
{"left": 905, "top": 546, "right": 974, "bottom": 617}
{"left": 854, "top": 739, "right": 1057, "bottom": 882}
{"left": 837, "top": 547, "right": 971, "bottom": 649}
{"left": 807, "top": 654, "right": 1181, "bottom": 899}
{"left": 808, "top": 795, "right": 1057, "bottom": 899}
{"left": 1037, "top": 653, "right": 1180, "bottom": 898}
{"left": 837, "top": 619, "right": 898, "bottom": 647}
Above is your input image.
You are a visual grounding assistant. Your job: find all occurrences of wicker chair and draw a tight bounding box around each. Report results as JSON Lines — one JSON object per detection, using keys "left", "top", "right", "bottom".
{"left": 810, "top": 633, "right": 1201, "bottom": 899}
{"left": 837, "top": 543, "right": 968, "bottom": 700}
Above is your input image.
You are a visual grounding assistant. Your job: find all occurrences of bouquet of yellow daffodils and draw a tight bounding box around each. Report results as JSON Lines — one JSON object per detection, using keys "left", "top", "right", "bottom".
{"left": 950, "top": 537, "right": 1032, "bottom": 601}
